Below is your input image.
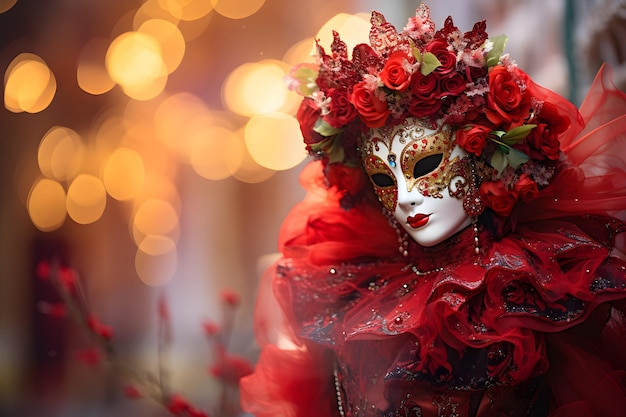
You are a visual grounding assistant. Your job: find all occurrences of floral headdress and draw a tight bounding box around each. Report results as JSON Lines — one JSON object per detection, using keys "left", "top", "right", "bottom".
{"left": 286, "top": 3, "right": 578, "bottom": 218}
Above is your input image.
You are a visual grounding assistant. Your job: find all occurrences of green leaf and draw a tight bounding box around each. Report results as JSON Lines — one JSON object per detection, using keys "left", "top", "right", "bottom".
{"left": 485, "top": 34, "right": 508, "bottom": 67}
{"left": 491, "top": 139, "right": 530, "bottom": 173}
{"left": 323, "top": 135, "right": 345, "bottom": 164}
{"left": 490, "top": 140, "right": 530, "bottom": 173}
{"left": 500, "top": 124, "right": 536, "bottom": 145}
{"left": 309, "top": 137, "right": 330, "bottom": 153}
{"left": 313, "top": 118, "right": 342, "bottom": 137}
{"left": 410, "top": 39, "right": 422, "bottom": 62}
{"left": 490, "top": 130, "right": 506, "bottom": 139}
{"left": 490, "top": 149, "right": 508, "bottom": 174}
{"left": 420, "top": 52, "right": 441, "bottom": 76}
{"left": 309, "top": 135, "right": 345, "bottom": 164}
{"left": 503, "top": 146, "right": 529, "bottom": 168}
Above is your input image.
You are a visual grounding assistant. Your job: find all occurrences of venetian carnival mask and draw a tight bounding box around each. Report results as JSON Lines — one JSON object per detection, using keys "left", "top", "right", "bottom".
{"left": 361, "top": 118, "right": 473, "bottom": 247}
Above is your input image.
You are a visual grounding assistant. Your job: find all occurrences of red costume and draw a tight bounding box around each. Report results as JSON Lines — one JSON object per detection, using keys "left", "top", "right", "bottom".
{"left": 241, "top": 6, "right": 626, "bottom": 416}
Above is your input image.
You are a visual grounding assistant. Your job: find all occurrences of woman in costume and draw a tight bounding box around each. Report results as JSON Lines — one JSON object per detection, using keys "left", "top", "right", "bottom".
{"left": 240, "top": 5, "right": 626, "bottom": 416}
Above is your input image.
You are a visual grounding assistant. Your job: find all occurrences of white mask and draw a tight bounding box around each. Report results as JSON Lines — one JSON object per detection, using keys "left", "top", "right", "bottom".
{"left": 361, "top": 119, "right": 472, "bottom": 247}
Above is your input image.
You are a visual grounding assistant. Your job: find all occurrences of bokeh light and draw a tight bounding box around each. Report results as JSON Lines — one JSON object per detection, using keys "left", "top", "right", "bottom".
{"left": 122, "top": 97, "right": 162, "bottom": 145}
{"left": 106, "top": 31, "right": 168, "bottom": 100}
{"left": 135, "top": 171, "right": 182, "bottom": 214}
{"left": 132, "top": 198, "right": 179, "bottom": 245}
{"left": 222, "top": 59, "right": 298, "bottom": 117}
{"left": 316, "top": 13, "right": 370, "bottom": 55}
{"left": 4, "top": 53, "right": 56, "bottom": 113}
{"left": 137, "top": 19, "right": 185, "bottom": 74}
{"left": 135, "top": 243, "right": 177, "bottom": 286}
{"left": 0, "top": 0, "right": 17, "bottom": 14}
{"left": 137, "top": 234, "right": 176, "bottom": 256}
{"left": 37, "top": 127, "right": 85, "bottom": 182}
{"left": 154, "top": 92, "right": 215, "bottom": 159}
{"left": 135, "top": 0, "right": 180, "bottom": 27}
{"left": 27, "top": 178, "right": 67, "bottom": 232}
{"left": 209, "top": 0, "right": 264, "bottom": 20}
{"left": 158, "top": 0, "right": 213, "bottom": 21}
{"left": 231, "top": 128, "right": 276, "bottom": 183}
{"left": 189, "top": 126, "right": 244, "bottom": 180}
{"left": 66, "top": 175, "right": 107, "bottom": 225}
{"left": 92, "top": 112, "right": 127, "bottom": 156}
{"left": 282, "top": 37, "right": 316, "bottom": 65}
{"left": 244, "top": 113, "right": 306, "bottom": 171}
{"left": 102, "top": 148, "right": 146, "bottom": 201}
{"left": 77, "top": 37, "right": 116, "bottom": 95}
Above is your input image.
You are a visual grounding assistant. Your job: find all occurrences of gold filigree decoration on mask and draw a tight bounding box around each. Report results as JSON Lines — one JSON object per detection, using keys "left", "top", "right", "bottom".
{"left": 400, "top": 126, "right": 470, "bottom": 199}
{"left": 362, "top": 154, "right": 397, "bottom": 212}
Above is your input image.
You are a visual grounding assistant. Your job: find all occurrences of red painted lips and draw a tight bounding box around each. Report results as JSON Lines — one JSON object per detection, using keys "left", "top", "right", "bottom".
{"left": 407, "top": 213, "right": 431, "bottom": 228}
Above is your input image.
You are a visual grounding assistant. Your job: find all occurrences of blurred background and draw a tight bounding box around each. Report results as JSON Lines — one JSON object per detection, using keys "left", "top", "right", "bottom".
{"left": 0, "top": 0, "right": 624, "bottom": 416}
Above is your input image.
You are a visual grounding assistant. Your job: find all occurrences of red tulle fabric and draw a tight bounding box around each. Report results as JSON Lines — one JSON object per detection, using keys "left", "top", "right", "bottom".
{"left": 240, "top": 65, "right": 626, "bottom": 417}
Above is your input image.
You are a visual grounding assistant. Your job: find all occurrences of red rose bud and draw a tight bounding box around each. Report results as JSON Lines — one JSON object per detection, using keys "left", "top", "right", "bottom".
{"left": 485, "top": 66, "right": 532, "bottom": 129}
{"left": 75, "top": 348, "right": 101, "bottom": 367}
{"left": 123, "top": 385, "right": 142, "bottom": 399}
{"left": 37, "top": 301, "right": 67, "bottom": 318}
{"left": 380, "top": 51, "right": 413, "bottom": 92}
{"left": 408, "top": 95, "right": 442, "bottom": 118}
{"left": 425, "top": 38, "right": 457, "bottom": 75}
{"left": 438, "top": 73, "right": 467, "bottom": 97}
{"left": 350, "top": 80, "right": 391, "bottom": 128}
{"left": 35, "top": 260, "right": 51, "bottom": 280}
{"left": 209, "top": 353, "right": 254, "bottom": 385}
{"left": 188, "top": 408, "right": 209, "bottom": 417}
{"left": 157, "top": 294, "right": 170, "bottom": 321}
{"left": 513, "top": 174, "right": 539, "bottom": 202}
{"left": 526, "top": 102, "right": 569, "bottom": 161}
{"left": 202, "top": 320, "right": 220, "bottom": 336}
{"left": 323, "top": 88, "right": 358, "bottom": 128}
{"left": 296, "top": 99, "right": 325, "bottom": 145}
{"left": 220, "top": 289, "right": 240, "bottom": 307}
{"left": 57, "top": 266, "right": 77, "bottom": 292}
{"left": 455, "top": 124, "right": 490, "bottom": 156}
{"left": 167, "top": 394, "right": 191, "bottom": 415}
{"left": 479, "top": 180, "right": 518, "bottom": 217}
{"left": 87, "top": 314, "right": 114, "bottom": 340}
{"left": 409, "top": 71, "right": 438, "bottom": 99}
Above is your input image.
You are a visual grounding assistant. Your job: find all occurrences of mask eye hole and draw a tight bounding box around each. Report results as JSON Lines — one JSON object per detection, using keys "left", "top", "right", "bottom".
{"left": 413, "top": 153, "right": 443, "bottom": 178}
{"left": 371, "top": 173, "right": 395, "bottom": 187}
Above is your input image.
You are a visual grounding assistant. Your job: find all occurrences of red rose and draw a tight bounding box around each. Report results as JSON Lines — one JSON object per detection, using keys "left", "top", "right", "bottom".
{"left": 296, "top": 99, "right": 324, "bottom": 145}
{"left": 425, "top": 38, "right": 456, "bottom": 75}
{"left": 485, "top": 66, "right": 531, "bottom": 128}
{"left": 526, "top": 102, "right": 568, "bottom": 160}
{"left": 324, "top": 163, "right": 367, "bottom": 195}
{"left": 526, "top": 123, "right": 560, "bottom": 160}
{"left": 380, "top": 51, "right": 413, "bottom": 92}
{"left": 350, "top": 80, "right": 390, "bottom": 128}
{"left": 479, "top": 180, "right": 518, "bottom": 216}
{"left": 408, "top": 95, "right": 442, "bottom": 118}
{"left": 513, "top": 174, "right": 539, "bottom": 202}
{"left": 455, "top": 124, "right": 490, "bottom": 156}
{"left": 464, "top": 64, "right": 487, "bottom": 83}
{"left": 438, "top": 72, "right": 467, "bottom": 97}
{"left": 410, "top": 71, "right": 439, "bottom": 99}
{"left": 323, "top": 88, "right": 358, "bottom": 128}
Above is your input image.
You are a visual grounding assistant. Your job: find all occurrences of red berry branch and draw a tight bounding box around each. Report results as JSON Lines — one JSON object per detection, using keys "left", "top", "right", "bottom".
{"left": 35, "top": 258, "right": 253, "bottom": 417}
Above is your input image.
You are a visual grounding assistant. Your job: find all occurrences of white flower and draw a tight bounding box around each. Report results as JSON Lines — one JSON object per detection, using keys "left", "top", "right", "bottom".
{"left": 312, "top": 91, "right": 331, "bottom": 116}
